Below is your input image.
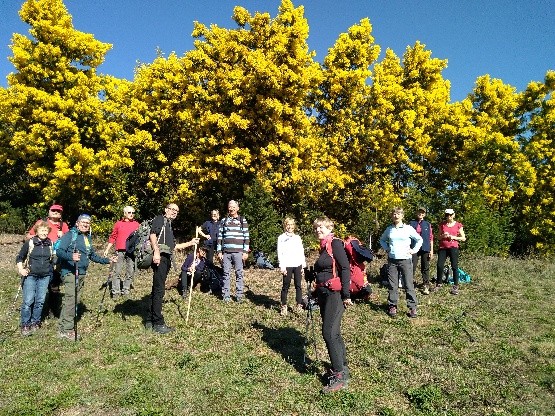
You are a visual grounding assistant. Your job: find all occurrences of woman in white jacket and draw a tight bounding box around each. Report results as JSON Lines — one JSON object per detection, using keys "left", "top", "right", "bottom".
{"left": 277, "top": 218, "right": 306, "bottom": 316}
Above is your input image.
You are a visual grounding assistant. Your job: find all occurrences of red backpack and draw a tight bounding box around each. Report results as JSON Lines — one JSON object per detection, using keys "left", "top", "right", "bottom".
{"left": 320, "top": 236, "right": 373, "bottom": 293}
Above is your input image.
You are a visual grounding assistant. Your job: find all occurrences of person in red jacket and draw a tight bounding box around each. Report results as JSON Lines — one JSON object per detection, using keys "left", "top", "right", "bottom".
{"left": 103, "top": 206, "right": 140, "bottom": 298}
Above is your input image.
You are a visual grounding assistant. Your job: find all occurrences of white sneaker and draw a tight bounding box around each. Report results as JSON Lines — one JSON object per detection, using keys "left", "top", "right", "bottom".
{"left": 280, "top": 305, "right": 288, "bottom": 317}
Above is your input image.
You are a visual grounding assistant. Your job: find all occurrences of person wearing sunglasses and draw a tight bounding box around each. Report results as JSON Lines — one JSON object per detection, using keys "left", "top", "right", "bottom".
{"left": 434, "top": 208, "right": 466, "bottom": 295}
{"left": 103, "top": 206, "right": 140, "bottom": 298}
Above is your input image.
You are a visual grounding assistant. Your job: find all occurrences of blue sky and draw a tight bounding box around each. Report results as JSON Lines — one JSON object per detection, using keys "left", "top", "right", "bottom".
{"left": 0, "top": 0, "right": 553, "bottom": 102}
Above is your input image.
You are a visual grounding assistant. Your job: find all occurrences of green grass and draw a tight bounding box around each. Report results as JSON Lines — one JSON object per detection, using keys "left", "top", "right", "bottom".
{"left": 0, "top": 242, "right": 554, "bottom": 415}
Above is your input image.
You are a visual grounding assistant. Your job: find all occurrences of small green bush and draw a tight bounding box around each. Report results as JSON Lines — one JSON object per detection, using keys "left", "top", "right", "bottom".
{"left": 0, "top": 201, "right": 26, "bottom": 234}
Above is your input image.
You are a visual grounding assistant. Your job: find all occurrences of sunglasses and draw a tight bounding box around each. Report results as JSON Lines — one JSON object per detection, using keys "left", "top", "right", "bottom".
{"left": 50, "top": 209, "right": 62, "bottom": 213}
{"left": 126, "top": 211, "right": 135, "bottom": 214}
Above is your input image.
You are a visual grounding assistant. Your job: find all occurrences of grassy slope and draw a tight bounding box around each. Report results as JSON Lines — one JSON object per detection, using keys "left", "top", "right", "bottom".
{"left": 0, "top": 237, "right": 553, "bottom": 416}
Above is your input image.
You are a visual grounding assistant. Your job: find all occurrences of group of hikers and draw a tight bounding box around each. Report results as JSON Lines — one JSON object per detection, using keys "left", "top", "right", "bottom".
{"left": 14, "top": 200, "right": 465, "bottom": 393}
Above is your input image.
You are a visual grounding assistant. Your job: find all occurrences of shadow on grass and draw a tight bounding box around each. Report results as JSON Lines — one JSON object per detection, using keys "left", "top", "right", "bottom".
{"left": 252, "top": 321, "right": 321, "bottom": 376}
{"left": 245, "top": 289, "right": 280, "bottom": 310}
{"left": 111, "top": 294, "right": 151, "bottom": 323}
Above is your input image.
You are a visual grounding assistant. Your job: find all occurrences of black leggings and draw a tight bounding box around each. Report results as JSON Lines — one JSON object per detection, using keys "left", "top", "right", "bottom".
{"left": 318, "top": 288, "right": 347, "bottom": 372}
{"left": 280, "top": 266, "right": 303, "bottom": 305}
{"left": 436, "top": 248, "right": 459, "bottom": 285}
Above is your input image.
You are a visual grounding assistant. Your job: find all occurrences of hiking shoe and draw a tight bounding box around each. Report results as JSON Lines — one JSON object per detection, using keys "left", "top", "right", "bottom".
{"left": 388, "top": 305, "right": 397, "bottom": 318}
{"left": 422, "top": 285, "right": 430, "bottom": 295}
{"left": 295, "top": 303, "right": 305, "bottom": 313}
{"left": 153, "top": 324, "right": 175, "bottom": 334}
{"left": 111, "top": 291, "right": 121, "bottom": 300}
{"left": 322, "top": 370, "right": 347, "bottom": 394}
{"left": 21, "top": 325, "right": 32, "bottom": 337}
{"left": 408, "top": 308, "right": 418, "bottom": 318}
{"left": 432, "top": 284, "right": 442, "bottom": 292}
{"left": 58, "top": 330, "right": 77, "bottom": 341}
{"left": 144, "top": 321, "right": 153, "bottom": 331}
{"left": 280, "top": 305, "right": 288, "bottom": 317}
{"left": 450, "top": 285, "right": 459, "bottom": 295}
{"left": 29, "top": 322, "right": 41, "bottom": 333}
{"left": 342, "top": 366, "right": 350, "bottom": 385}
{"left": 235, "top": 296, "right": 243, "bottom": 303}
{"left": 223, "top": 296, "right": 231, "bottom": 303}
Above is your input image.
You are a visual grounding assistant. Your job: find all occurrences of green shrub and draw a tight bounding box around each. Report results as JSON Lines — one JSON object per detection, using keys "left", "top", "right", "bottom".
{"left": 240, "top": 179, "right": 282, "bottom": 264}
{"left": 0, "top": 201, "right": 26, "bottom": 234}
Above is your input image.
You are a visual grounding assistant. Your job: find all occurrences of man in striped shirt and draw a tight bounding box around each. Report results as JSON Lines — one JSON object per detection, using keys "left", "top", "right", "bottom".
{"left": 217, "top": 200, "right": 250, "bottom": 303}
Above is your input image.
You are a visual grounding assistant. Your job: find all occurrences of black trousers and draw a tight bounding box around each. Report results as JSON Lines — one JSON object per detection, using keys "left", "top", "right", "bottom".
{"left": 148, "top": 254, "right": 171, "bottom": 325}
{"left": 280, "top": 265, "right": 303, "bottom": 306}
{"left": 317, "top": 288, "right": 347, "bottom": 372}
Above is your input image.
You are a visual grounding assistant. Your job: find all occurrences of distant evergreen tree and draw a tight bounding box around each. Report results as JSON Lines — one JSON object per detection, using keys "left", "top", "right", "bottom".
{"left": 240, "top": 180, "right": 282, "bottom": 264}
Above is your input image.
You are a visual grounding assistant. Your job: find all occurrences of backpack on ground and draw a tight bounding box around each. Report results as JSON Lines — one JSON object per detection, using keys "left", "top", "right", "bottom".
{"left": 448, "top": 268, "right": 472, "bottom": 284}
{"left": 125, "top": 219, "right": 155, "bottom": 269}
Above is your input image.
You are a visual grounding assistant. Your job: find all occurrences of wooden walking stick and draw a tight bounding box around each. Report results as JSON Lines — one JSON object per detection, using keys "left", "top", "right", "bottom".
{"left": 185, "top": 227, "right": 199, "bottom": 324}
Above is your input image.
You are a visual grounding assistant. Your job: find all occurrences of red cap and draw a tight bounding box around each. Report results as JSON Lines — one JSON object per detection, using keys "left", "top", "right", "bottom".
{"left": 50, "top": 204, "right": 63, "bottom": 211}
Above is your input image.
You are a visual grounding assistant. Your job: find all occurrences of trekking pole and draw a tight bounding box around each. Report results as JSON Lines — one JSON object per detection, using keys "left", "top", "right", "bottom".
{"left": 185, "top": 228, "right": 199, "bottom": 325}
{"left": 95, "top": 263, "right": 114, "bottom": 325}
{"left": 74, "top": 248, "right": 79, "bottom": 341}
{"left": 303, "top": 272, "right": 320, "bottom": 367}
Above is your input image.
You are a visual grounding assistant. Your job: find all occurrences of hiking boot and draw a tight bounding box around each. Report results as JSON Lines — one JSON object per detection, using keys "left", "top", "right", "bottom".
{"left": 58, "top": 330, "right": 78, "bottom": 341}
{"left": 388, "top": 305, "right": 397, "bottom": 318}
{"left": 322, "top": 370, "right": 347, "bottom": 394}
{"left": 422, "top": 285, "right": 430, "bottom": 295}
{"left": 408, "top": 308, "right": 418, "bottom": 318}
{"left": 21, "top": 325, "right": 32, "bottom": 337}
{"left": 223, "top": 296, "right": 231, "bottom": 303}
{"left": 153, "top": 324, "right": 175, "bottom": 334}
{"left": 295, "top": 303, "right": 304, "bottom": 313}
{"left": 450, "top": 285, "right": 459, "bottom": 295}
{"left": 29, "top": 322, "right": 41, "bottom": 333}
{"left": 432, "top": 284, "right": 442, "bottom": 292}
{"left": 111, "top": 291, "right": 121, "bottom": 300}
{"left": 342, "top": 366, "right": 350, "bottom": 385}
{"left": 280, "top": 305, "right": 288, "bottom": 317}
{"left": 144, "top": 321, "right": 153, "bottom": 331}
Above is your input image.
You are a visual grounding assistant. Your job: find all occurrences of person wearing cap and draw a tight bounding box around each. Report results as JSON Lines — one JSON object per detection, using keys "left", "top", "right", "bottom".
{"left": 26, "top": 204, "right": 70, "bottom": 318}
{"left": 435, "top": 208, "right": 466, "bottom": 295}
{"left": 409, "top": 207, "right": 434, "bottom": 295}
{"left": 379, "top": 207, "right": 422, "bottom": 318}
{"left": 103, "top": 206, "right": 140, "bottom": 298}
{"left": 55, "top": 214, "right": 117, "bottom": 340}
{"left": 26, "top": 204, "right": 69, "bottom": 242}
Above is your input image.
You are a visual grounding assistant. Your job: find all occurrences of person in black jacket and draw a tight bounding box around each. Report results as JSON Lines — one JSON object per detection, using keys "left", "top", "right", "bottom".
{"left": 313, "top": 216, "right": 352, "bottom": 393}
{"left": 16, "top": 221, "right": 54, "bottom": 336}
{"left": 146, "top": 203, "right": 199, "bottom": 334}
{"left": 409, "top": 207, "right": 434, "bottom": 294}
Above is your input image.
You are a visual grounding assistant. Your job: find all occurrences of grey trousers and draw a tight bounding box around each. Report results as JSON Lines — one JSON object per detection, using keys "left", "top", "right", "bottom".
{"left": 387, "top": 258, "right": 418, "bottom": 309}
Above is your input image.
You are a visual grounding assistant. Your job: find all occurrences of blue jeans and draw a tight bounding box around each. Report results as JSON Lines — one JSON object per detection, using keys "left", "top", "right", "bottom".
{"left": 20, "top": 274, "right": 50, "bottom": 326}
{"left": 221, "top": 252, "right": 244, "bottom": 299}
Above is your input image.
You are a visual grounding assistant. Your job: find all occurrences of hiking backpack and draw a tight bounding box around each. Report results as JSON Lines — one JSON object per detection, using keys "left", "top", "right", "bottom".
{"left": 125, "top": 219, "right": 155, "bottom": 269}
{"left": 322, "top": 236, "right": 373, "bottom": 292}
